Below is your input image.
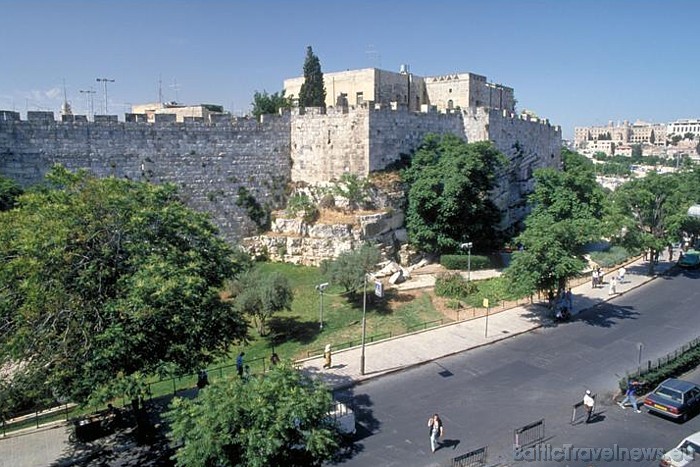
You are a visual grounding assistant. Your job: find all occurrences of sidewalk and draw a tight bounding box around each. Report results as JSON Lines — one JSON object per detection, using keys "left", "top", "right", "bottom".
{"left": 298, "top": 252, "right": 677, "bottom": 390}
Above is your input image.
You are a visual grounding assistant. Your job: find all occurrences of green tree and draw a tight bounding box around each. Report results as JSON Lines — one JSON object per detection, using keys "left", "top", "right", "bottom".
{"left": 228, "top": 268, "right": 293, "bottom": 336}
{"left": 0, "top": 175, "right": 22, "bottom": 211}
{"left": 331, "top": 173, "right": 372, "bottom": 211}
{"left": 505, "top": 149, "right": 608, "bottom": 296}
{"left": 298, "top": 46, "right": 326, "bottom": 108}
{"left": 402, "top": 135, "right": 505, "bottom": 254}
{"left": 251, "top": 90, "right": 292, "bottom": 120}
{"left": 320, "top": 244, "right": 381, "bottom": 295}
{"left": 613, "top": 172, "right": 677, "bottom": 274}
{"left": 0, "top": 166, "right": 248, "bottom": 404}
{"left": 166, "top": 363, "right": 340, "bottom": 467}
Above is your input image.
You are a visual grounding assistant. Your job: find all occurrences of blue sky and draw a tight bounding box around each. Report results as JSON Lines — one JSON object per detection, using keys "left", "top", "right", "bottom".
{"left": 1, "top": 0, "right": 698, "bottom": 139}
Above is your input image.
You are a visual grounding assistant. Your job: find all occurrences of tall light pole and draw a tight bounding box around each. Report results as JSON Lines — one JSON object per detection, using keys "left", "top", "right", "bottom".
{"left": 461, "top": 242, "right": 473, "bottom": 281}
{"left": 360, "top": 274, "right": 368, "bottom": 375}
{"left": 315, "top": 283, "right": 328, "bottom": 330}
{"left": 79, "top": 88, "right": 96, "bottom": 120}
{"left": 96, "top": 78, "right": 115, "bottom": 114}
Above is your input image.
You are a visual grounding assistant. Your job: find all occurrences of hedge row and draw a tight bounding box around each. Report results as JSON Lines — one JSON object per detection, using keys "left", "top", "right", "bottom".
{"left": 440, "top": 254, "right": 492, "bottom": 271}
{"left": 619, "top": 339, "right": 700, "bottom": 393}
{"left": 590, "top": 246, "right": 635, "bottom": 268}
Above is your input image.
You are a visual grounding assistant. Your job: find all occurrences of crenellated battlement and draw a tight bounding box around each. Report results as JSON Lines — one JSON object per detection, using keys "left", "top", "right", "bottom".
{"left": 0, "top": 102, "right": 560, "bottom": 242}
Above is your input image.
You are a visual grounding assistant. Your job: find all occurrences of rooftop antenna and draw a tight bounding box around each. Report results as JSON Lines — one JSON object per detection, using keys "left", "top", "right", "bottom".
{"left": 169, "top": 78, "right": 180, "bottom": 104}
{"left": 60, "top": 79, "right": 72, "bottom": 116}
{"left": 365, "top": 44, "right": 381, "bottom": 69}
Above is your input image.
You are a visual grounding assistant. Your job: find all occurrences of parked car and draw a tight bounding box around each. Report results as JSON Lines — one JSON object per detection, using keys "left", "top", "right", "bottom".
{"left": 644, "top": 379, "right": 700, "bottom": 422}
{"left": 678, "top": 251, "right": 700, "bottom": 269}
{"left": 660, "top": 430, "right": 700, "bottom": 466}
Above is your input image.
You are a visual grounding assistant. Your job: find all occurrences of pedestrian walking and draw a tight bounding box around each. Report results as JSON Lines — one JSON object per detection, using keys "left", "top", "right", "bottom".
{"left": 618, "top": 266, "right": 626, "bottom": 284}
{"left": 668, "top": 244, "right": 674, "bottom": 261}
{"left": 323, "top": 344, "right": 332, "bottom": 369}
{"left": 243, "top": 365, "right": 251, "bottom": 382}
{"left": 608, "top": 276, "right": 617, "bottom": 295}
{"left": 564, "top": 288, "right": 573, "bottom": 313}
{"left": 196, "top": 369, "right": 209, "bottom": 389}
{"left": 427, "top": 414, "right": 444, "bottom": 453}
{"left": 236, "top": 352, "right": 245, "bottom": 378}
{"left": 618, "top": 380, "right": 642, "bottom": 413}
{"left": 583, "top": 390, "right": 595, "bottom": 423}
{"left": 591, "top": 269, "right": 598, "bottom": 288}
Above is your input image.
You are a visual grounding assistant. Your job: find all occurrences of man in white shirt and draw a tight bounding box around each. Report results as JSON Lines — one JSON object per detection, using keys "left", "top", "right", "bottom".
{"left": 583, "top": 390, "right": 595, "bottom": 423}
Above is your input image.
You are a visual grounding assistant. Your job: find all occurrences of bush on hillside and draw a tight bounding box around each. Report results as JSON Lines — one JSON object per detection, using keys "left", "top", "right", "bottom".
{"left": 434, "top": 272, "right": 476, "bottom": 299}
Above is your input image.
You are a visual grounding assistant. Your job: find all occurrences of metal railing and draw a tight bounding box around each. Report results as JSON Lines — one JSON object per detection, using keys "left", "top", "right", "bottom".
{"left": 451, "top": 445, "right": 488, "bottom": 467}
{"left": 513, "top": 418, "right": 545, "bottom": 449}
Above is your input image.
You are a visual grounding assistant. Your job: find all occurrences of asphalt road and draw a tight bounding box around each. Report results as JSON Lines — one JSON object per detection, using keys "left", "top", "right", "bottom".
{"left": 334, "top": 268, "right": 700, "bottom": 467}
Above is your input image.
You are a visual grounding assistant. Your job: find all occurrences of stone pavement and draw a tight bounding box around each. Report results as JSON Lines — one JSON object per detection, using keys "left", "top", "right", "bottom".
{"left": 298, "top": 252, "right": 677, "bottom": 390}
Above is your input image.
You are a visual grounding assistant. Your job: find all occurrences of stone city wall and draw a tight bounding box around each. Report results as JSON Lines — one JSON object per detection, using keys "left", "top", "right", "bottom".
{"left": 0, "top": 110, "right": 292, "bottom": 243}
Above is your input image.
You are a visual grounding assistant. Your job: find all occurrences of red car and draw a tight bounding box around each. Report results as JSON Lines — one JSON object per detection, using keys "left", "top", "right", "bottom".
{"left": 644, "top": 378, "right": 700, "bottom": 422}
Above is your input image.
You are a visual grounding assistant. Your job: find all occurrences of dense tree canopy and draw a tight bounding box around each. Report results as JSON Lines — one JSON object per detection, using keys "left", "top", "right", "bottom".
{"left": 612, "top": 168, "right": 700, "bottom": 273}
{"left": 0, "top": 166, "right": 248, "bottom": 404}
{"left": 167, "top": 364, "right": 341, "bottom": 467}
{"left": 402, "top": 135, "right": 505, "bottom": 254}
{"left": 298, "top": 46, "right": 326, "bottom": 108}
{"left": 251, "top": 90, "right": 292, "bottom": 120}
{"left": 505, "top": 149, "right": 609, "bottom": 296}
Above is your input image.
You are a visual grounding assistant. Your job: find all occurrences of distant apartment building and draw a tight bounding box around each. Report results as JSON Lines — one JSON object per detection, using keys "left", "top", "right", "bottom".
{"left": 574, "top": 120, "right": 673, "bottom": 156}
{"left": 130, "top": 102, "right": 225, "bottom": 123}
{"left": 667, "top": 119, "right": 700, "bottom": 137}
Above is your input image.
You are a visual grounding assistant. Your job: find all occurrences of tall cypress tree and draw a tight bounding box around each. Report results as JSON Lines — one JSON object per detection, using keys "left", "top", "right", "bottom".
{"left": 298, "top": 46, "right": 326, "bottom": 108}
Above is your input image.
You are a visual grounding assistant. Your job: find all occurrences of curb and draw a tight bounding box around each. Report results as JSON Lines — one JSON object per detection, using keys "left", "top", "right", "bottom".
{"left": 328, "top": 261, "right": 677, "bottom": 391}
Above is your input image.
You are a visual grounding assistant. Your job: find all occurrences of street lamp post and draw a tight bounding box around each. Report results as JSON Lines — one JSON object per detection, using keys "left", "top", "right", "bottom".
{"left": 360, "top": 274, "right": 368, "bottom": 375}
{"left": 461, "top": 242, "right": 473, "bottom": 281}
{"left": 96, "top": 78, "right": 115, "bottom": 114}
{"left": 79, "top": 88, "right": 96, "bottom": 121}
{"left": 315, "top": 283, "right": 328, "bottom": 330}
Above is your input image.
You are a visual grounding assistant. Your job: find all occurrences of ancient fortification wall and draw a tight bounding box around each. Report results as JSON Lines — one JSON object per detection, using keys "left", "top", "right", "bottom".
{"left": 0, "top": 110, "right": 291, "bottom": 243}
{"left": 0, "top": 104, "right": 560, "bottom": 250}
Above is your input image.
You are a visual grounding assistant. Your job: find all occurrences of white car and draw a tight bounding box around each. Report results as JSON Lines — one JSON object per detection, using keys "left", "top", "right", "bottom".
{"left": 661, "top": 431, "right": 700, "bottom": 466}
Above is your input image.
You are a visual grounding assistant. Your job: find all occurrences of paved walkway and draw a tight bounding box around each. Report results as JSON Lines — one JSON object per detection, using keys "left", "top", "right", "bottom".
{"left": 299, "top": 252, "right": 677, "bottom": 390}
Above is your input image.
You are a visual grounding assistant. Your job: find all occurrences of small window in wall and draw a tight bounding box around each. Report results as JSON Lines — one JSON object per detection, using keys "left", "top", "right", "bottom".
{"left": 447, "top": 99, "right": 454, "bottom": 110}
{"left": 328, "top": 130, "right": 331, "bottom": 144}
{"left": 449, "top": 88, "right": 452, "bottom": 93}
{"left": 356, "top": 92, "right": 364, "bottom": 105}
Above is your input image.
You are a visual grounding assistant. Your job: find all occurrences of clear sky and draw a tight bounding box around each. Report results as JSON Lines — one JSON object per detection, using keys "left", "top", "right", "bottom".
{"left": 2, "top": 0, "right": 698, "bottom": 139}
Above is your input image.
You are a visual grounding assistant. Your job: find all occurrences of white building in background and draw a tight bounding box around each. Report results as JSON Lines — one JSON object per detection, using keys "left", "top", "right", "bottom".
{"left": 668, "top": 119, "right": 700, "bottom": 137}
{"left": 575, "top": 118, "right": 699, "bottom": 157}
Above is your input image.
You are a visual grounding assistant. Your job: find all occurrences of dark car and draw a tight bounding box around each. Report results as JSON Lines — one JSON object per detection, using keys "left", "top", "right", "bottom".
{"left": 678, "top": 251, "right": 700, "bottom": 269}
{"left": 644, "top": 378, "right": 700, "bottom": 422}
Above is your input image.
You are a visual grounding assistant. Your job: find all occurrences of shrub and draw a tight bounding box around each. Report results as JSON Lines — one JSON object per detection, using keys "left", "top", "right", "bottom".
{"left": 434, "top": 272, "right": 477, "bottom": 299}
{"left": 440, "top": 254, "right": 492, "bottom": 270}
{"left": 319, "top": 193, "right": 336, "bottom": 210}
{"left": 618, "top": 341, "right": 700, "bottom": 394}
{"left": 285, "top": 194, "right": 319, "bottom": 223}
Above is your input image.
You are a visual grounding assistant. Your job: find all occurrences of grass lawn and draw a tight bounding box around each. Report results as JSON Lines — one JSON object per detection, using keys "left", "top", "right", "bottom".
{"left": 215, "top": 261, "right": 447, "bottom": 372}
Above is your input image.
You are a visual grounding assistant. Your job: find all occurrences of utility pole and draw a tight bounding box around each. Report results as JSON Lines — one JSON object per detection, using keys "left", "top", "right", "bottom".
{"left": 96, "top": 78, "right": 115, "bottom": 114}
{"left": 79, "top": 88, "right": 96, "bottom": 120}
